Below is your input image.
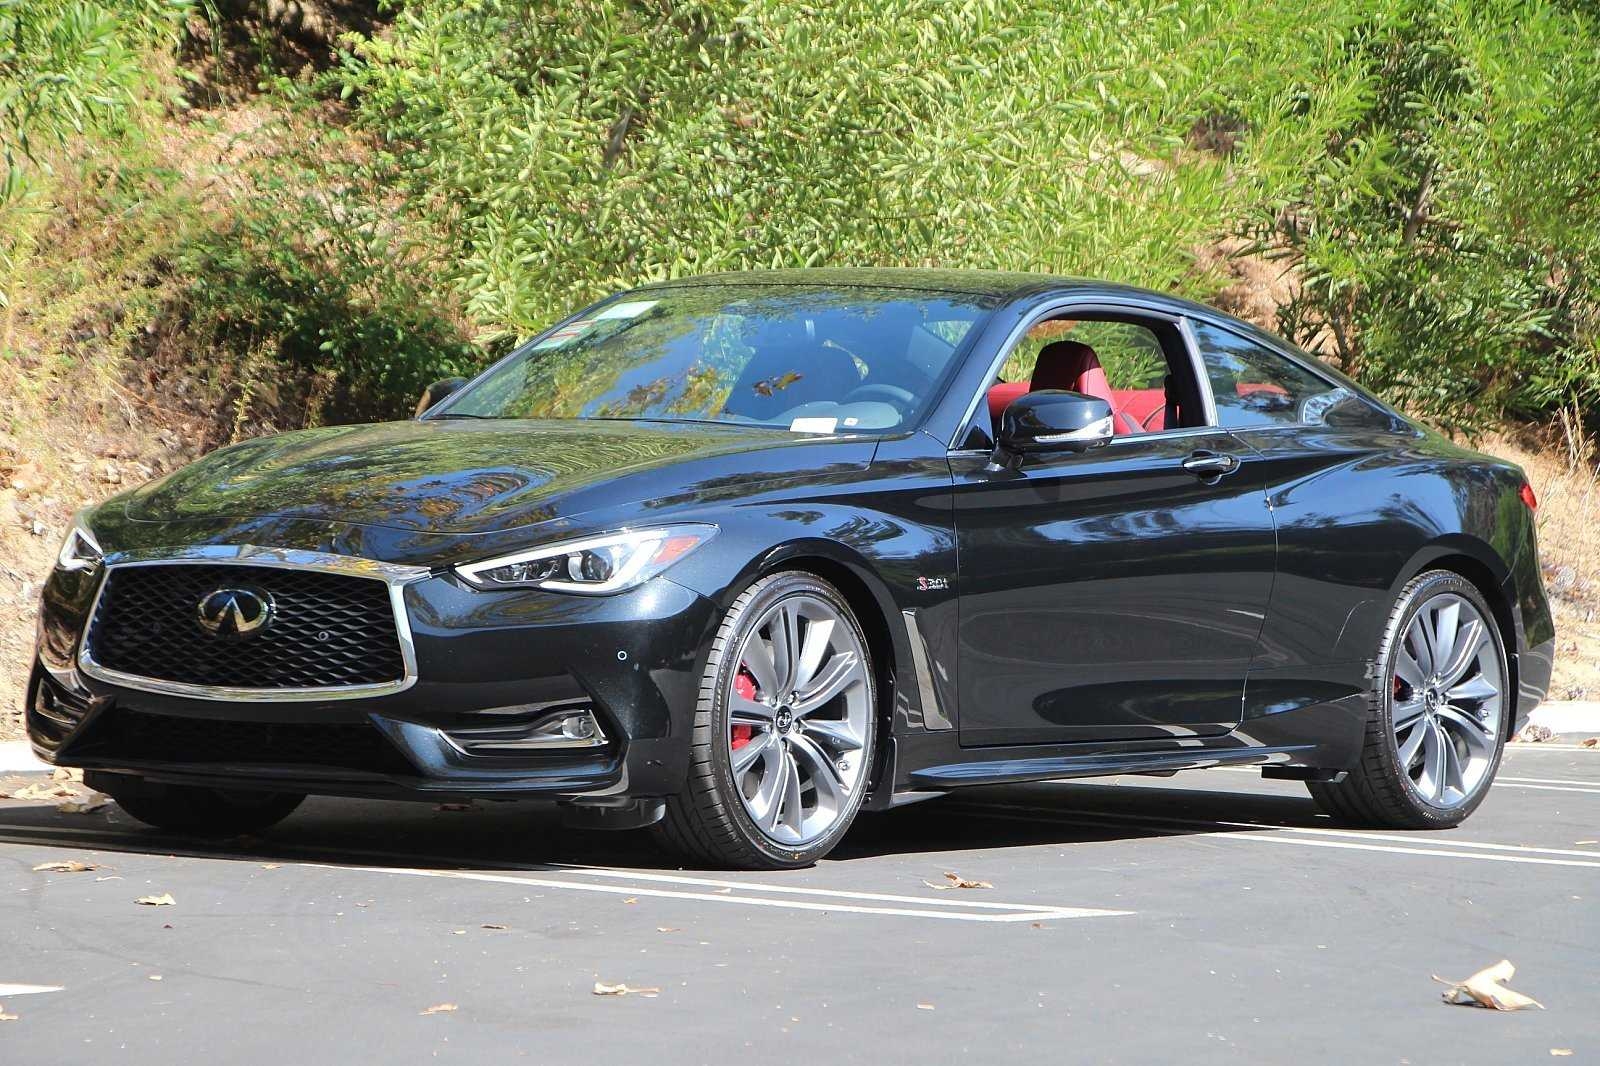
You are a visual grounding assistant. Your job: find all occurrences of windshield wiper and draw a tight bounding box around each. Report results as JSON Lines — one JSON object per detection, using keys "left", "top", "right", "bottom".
{"left": 428, "top": 412, "right": 501, "bottom": 420}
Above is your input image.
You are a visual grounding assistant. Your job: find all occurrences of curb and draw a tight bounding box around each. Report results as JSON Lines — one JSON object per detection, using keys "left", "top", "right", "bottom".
{"left": 1527, "top": 701, "right": 1600, "bottom": 740}
{"left": 0, "top": 740, "right": 49, "bottom": 774}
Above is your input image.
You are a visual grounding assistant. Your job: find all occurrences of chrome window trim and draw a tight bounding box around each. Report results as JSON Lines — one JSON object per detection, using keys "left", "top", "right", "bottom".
{"left": 77, "top": 545, "right": 429, "bottom": 702}
{"left": 945, "top": 423, "right": 1226, "bottom": 460}
{"left": 1177, "top": 316, "right": 1221, "bottom": 428}
{"left": 947, "top": 297, "right": 1211, "bottom": 449}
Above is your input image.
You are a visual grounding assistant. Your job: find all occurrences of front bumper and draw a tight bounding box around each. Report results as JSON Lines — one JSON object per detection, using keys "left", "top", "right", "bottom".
{"left": 28, "top": 566, "right": 722, "bottom": 803}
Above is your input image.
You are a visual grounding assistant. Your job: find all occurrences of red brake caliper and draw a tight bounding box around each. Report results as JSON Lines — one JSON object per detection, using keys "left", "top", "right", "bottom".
{"left": 731, "top": 667, "right": 758, "bottom": 750}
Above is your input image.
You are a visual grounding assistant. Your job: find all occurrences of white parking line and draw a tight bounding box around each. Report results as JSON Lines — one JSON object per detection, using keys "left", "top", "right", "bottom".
{"left": 1505, "top": 743, "right": 1600, "bottom": 752}
{"left": 540, "top": 863, "right": 1087, "bottom": 911}
{"left": 0, "top": 823, "right": 1130, "bottom": 924}
{"left": 326, "top": 863, "right": 1131, "bottom": 923}
{"left": 947, "top": 798, "right": 1600, "bottom": 870}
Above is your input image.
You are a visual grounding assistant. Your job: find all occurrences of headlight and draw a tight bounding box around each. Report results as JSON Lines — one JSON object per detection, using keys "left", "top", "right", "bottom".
{"left": 455, "top": 525, "right": 716, "bottom": 594}
{"left": 56, "top": 510, "right": 103, "bottom": 573}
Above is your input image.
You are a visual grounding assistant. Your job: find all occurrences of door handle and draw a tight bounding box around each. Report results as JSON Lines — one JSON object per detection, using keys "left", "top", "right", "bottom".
{"left": 1182, "top": 450, "right": 1240, "bottom": 478}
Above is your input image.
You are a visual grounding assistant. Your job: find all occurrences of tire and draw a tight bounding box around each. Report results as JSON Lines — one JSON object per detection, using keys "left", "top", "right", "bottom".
{"left": 1307, "top": 570, "right": 1510, "bottom": 829}
{"left": 99, "top": 777, "right": 305, "bottom": 836}
{"left": 653, "top": 571, "right": 878, "bottom": 869}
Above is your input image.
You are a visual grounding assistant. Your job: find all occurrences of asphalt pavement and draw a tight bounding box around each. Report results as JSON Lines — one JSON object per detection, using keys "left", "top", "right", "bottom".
{"left": 1, "top": 742, "right": 1596, "bottom": 1063}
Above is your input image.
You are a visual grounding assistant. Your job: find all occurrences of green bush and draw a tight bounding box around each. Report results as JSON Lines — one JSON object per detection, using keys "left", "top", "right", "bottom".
{"left": 1274, "top": 0, "right": 1600, "bottom": 428}
{"left": 314, "top": 0, "right": 1599, "bottom": 428}
{"left": 180, "top": 119, "right": 482, "bottom": 424}
{"left": 0, "top": 0, "right": 190, "bottom": 317}
{"left": 14, "top": 0, "right": 1600, "bottom": 432}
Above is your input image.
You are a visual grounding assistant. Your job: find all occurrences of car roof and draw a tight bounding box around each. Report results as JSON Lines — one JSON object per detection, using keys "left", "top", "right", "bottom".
{"left": 633, "top": 266, "right": 1241, "bottom": 317}
{"left": 634, "top": 267, "right": 1132, "bottom": 300}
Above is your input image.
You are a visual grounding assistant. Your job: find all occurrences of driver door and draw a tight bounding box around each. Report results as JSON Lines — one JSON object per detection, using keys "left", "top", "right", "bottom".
{"left": 952, "top": 313, "right": 1277, "bottom": 746}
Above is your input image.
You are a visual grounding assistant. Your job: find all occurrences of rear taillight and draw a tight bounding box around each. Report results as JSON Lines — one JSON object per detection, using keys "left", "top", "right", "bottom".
{"left": 1519, "top": 482, "right": 1539, "bottom": 511}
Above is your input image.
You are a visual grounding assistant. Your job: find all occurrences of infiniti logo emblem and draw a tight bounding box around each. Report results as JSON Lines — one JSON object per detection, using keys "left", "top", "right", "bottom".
{"left": 195, "top": 587, "right": 275, "bottom": 639}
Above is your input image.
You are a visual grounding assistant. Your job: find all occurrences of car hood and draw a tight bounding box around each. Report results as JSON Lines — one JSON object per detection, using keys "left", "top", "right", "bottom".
{"left": 122, "top": 418, "right": 871, "bottom": 535}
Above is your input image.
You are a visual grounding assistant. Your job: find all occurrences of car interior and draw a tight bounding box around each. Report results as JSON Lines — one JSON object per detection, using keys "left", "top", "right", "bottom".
{"left": 719, "top": 305, "right": 979, "bottom": 431}
{"left": 982, "top": 315, "right": 1208, "bottom": 442}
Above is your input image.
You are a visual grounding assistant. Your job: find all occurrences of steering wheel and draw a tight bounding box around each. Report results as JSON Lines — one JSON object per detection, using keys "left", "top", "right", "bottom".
{"left": 842, "top": 384, "right": 916, "bottom": 411}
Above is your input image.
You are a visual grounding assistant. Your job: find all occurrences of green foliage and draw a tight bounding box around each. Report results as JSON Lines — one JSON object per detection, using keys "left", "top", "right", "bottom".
{"left": 332, "top": 0, "right": 1375, "bottom": 336}
{"left": 1275, "top": 0, "right": 1600, "bottom": 428}
{"left": 0, "top": 0, "right": 189, "bottom": 311}
{"left": 16, "top": 0, "right": 1600, "bottom": 431}
{"left": 179, "top": 119, "right": 483, "bottom": 423}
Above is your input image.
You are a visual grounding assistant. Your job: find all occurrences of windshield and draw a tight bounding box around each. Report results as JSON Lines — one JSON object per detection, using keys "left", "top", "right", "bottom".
{"left": 428, "top": 285, "right": 997, "bottom": 433}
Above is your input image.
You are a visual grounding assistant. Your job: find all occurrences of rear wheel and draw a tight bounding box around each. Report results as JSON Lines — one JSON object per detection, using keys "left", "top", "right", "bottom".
{"left": 96, "top": 776, "right": 305, "bottom": 836}
{"left": 654, "top": 571, "right": 877, "bottom": 869}
{"left": 1307, "top": 570, "right": 1508, "bottom": 828}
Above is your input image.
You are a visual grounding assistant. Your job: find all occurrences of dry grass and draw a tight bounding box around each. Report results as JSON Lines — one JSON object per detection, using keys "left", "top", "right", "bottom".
{"left": 1477, "top": 418, "right": 1600, "bottom": 701}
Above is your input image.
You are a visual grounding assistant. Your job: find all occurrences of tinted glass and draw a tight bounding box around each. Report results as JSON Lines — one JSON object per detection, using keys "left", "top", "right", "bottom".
{"left": 1190, "top": 321, "right": 1345, "bottom": 428}
{"left": 431, "top": 285, "right": 996, "bottom": 433}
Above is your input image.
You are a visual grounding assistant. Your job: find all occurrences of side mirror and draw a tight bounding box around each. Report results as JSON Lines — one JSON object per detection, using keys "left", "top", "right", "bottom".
{"left": 415, "top": 377, "right": 468, "bottom": 418}
{"left": 995, "top": 390, "right": 1114, "bottom": 460}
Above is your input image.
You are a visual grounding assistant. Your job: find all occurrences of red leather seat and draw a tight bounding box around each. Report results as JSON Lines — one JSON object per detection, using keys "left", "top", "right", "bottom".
{"left": 986, "top": 341, "right": 1143, "bottom": 435}
{"left": 986, "top": 381, "right": 1030, "bottom": 423}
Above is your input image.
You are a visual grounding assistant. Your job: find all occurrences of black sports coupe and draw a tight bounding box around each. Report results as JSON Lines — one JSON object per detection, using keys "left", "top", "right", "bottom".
{"left": 28, "top": 269, "right": 1555, "bottom": 869}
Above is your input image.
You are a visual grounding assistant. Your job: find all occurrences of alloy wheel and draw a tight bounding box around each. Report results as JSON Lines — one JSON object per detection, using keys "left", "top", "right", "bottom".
{"left": 726, "top": 594, "right": 871, "bottom": 846}
{"left": 1390, "top": 593, "right": 1504, "bottom": 808}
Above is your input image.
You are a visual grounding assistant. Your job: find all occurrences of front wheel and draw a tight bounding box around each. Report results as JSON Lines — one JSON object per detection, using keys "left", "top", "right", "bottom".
{"left": 653, "top": 571, "right": 877, "bottom": 869}
{"left": 1308, "top": 570, "right": 1509, "bottom": 829}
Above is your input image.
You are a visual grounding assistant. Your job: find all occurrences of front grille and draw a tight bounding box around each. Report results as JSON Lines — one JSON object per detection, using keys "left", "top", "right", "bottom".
{"left": 87, "top": 564, "right": 405, "bottom": 690}
{"left": 82, "top": 710, "right": 416, "bottom": 776}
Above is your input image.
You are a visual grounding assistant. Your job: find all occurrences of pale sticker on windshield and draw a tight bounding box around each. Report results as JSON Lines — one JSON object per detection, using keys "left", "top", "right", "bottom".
{"left": 532, "top": 319, "right": 596, "bottom": 349}
{"left": 789, "top": 417, "right": 838, "bottom": 434}
{"left": 594, "top": 300, "right": 659, "bottom": 321}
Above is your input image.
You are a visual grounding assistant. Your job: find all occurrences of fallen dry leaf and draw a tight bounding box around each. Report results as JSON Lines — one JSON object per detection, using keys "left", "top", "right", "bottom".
{"left": 623, "top": 897, "right": 638, "bottom": 905}
{"left": 593, "top": 982, "right": 660, "bottom": 998}
{"left": 656, "top": 927, "right": 681, "bottom": 933}
{"left": 0, "top": 1006, "right": 15, "bottom": 1022}
{"left": 916, "top": 1003, "right": 935, "bottom": 1011}
{"left": 1581, "top": 737, "right": 1598, "bottom": 749}
{"left": 480, "top": 924, "right": 507, "bottom": 931}
{"left": 135, "top": 893, "right": 176, "bottom": 907}
{"left": 147, "top": 975, "right": 162, "bottom": 982}
{"left": 261, "top": 864, "right": 281, "bottom": 871}
{"left": 1551, "top": 1050, "right": 1574, "bottom": 1057}
{"left": 926, "top": 872, "right": 993, "bottom": 890}
{"left": 1433, "top": 959, "right": 1544, "bottom": 1011}
{"left": 10, "top": 783, "right": 73, "bottom": 801}
{"left": 57, "top": 796, "right": 110, "bottom": 815}
{"left": 420, "top": 1003, "right": 457, "bottom": 1016}
{"left": 31, "top": 860, "right": 97, "bottom": 873}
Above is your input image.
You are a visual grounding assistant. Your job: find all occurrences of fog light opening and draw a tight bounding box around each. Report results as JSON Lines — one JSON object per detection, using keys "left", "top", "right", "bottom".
{"left": 442, "top": 703, "right": 611, "bottom": 757}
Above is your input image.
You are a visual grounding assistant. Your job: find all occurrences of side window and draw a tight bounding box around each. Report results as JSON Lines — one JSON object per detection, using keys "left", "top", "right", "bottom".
{"left": 972, "top": 314, "right": 1204, "bottom": 445}
{"left": 999, "top": 319, "right": 1164, "bottom": 392}
{"left": 1190, "top": 321, "right": 1341, "bottom": 429}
